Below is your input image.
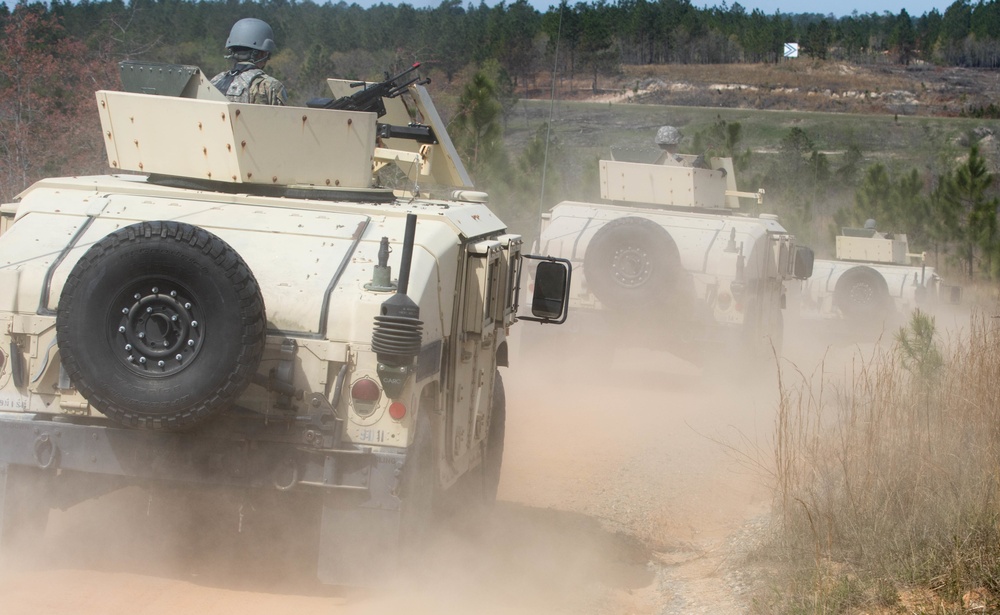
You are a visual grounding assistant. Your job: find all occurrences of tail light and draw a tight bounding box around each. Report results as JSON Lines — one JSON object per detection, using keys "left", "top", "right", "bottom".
{"left": 350, "top": 377, "right": 381, "bottom": 417}
{"left": 730, "top": 281, "right": 746, "bottom": 312}
{"left": 388, "top": 402, "right": 406, "bottom": 420}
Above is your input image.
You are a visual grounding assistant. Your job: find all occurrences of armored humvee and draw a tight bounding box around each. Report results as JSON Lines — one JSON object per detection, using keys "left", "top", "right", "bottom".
{"left": 534, "top": 133, "right": 813, "bottom": 367}
{"left": 0, "top": 62, "right": 571, "bottom": 584}
{"left": 797, "top": 221, "right": 960, "bottom": 324}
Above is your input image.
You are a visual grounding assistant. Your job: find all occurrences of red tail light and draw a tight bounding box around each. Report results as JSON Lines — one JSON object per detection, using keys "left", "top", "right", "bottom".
{"left": 351, "top": 378, "right": 381, "bottom": 402}
{"left": 389, "top": 402, "right": 406, "bottom": 420}
{"left": 350, "top": 377, "right": 381, "bottom": 417}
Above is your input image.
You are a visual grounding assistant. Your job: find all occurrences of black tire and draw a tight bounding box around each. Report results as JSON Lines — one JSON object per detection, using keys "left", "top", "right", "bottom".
{"left": 742, "top": 288, "right": 784, "bottom": 362}
{"left": 433, "top": 373, "right": 505, "bottom": 536}
{"left": 584, "top": 217, "right": 683, "bottom": 311}
{"left": 483, "top": 371, "right": 506, "bottom": 507}
{"left": 399, "top": 413, "right": 437, "bottom": 548}
{"left": 834, "top": 266, "right": 891, "bottom": 322}
{"left": 56, "top": 221, "right": 266, "bottom": 431}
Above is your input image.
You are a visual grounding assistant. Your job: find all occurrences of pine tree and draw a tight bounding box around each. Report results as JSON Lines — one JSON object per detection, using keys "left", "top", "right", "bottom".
{"left": 451, "top": 70, "right": 505, "bottom": 174}
{"left": 936, "top": 145, "right": 999, "bottom": 278}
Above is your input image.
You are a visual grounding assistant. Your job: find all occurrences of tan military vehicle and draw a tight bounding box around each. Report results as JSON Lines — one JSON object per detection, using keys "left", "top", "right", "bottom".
{"left": 534, "top": 128, "right": 813, "bottom": 367}
{"left": 798, "top": 220, "right": 961, "bottom": 324}
{"left": 0, "top": 62, "right": 571, "bottom": 584}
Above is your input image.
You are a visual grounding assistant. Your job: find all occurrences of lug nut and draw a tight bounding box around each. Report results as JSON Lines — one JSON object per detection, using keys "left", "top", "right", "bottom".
{"left": 134, "top": 293, "right": 141, "bottom": 300}
{"left": 118, "top": 326, "right": 126, "bottom": 333}
{"left": 157, "top": 360, "right": 165, "bottom": 367}
{"left": 184, "top": 303, "right": 192, "bottom": 309}
{"left": 151, "top": 287, "right": 158, "bottom": 293}
{"left": 171, "top": 315, "right": 178, "bottom": 321}
{"left": 187, "top": 340, "right": 195, "bottom": 346}
{"left": 191, "top": 321, "right": 198, "bottom": 327}
{"left": 138, "top": 332, "right": 145, "bottom": 339}
{"left": 170, "top": 290, "right": 177, "bottom": 297}
{"left": 175, "top": 354, "right": 183, "bottom": 361}
{"left": 122, "top": 308, "right": 129, "bottom": 314}
{"left": 138, "top": 357, "right": 146, "bottom": 364}
{"left": 146, "top": 307, "right": 153, "bottom": 313}
{"left": 125, "top": 344, "right": 132, "bottom": 351}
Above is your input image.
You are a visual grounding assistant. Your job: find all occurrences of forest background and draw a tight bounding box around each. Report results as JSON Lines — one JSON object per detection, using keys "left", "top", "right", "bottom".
{"left": 2, "top": 0, "right": 1000, "bottom": 279}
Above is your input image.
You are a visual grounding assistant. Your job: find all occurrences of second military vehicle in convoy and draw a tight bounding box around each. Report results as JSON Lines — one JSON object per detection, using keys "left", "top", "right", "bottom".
{"left": 534, "top": 126, "right": 813, "bottom": 367}
{"left": 0, "top": 61, "right": 571, "bottom": 584}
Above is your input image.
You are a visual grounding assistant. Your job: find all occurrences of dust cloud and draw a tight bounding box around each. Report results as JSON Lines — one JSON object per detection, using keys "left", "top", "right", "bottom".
{"left": 1, "top": 305, "right": 969, "bottom": 614}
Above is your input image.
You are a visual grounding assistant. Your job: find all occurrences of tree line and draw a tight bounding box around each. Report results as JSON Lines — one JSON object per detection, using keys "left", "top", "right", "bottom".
{"left": 3, "top": 0, "right": 1000, "bottom": 101}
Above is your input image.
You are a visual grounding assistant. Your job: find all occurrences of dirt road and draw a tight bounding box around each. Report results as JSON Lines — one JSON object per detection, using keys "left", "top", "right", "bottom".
{"left": 0, "top": 343, "right": 796, "bottom": 615}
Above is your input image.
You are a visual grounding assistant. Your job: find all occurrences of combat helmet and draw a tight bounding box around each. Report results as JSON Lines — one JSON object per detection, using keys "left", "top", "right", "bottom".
{"left": 225, "top": 18, "right": 276, "bottom": 53}
{"left": 655, "top": 125, "right": 682, "bottom": 148}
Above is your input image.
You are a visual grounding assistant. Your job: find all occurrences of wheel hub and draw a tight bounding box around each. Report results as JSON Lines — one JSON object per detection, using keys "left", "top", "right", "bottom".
{"left": 113, "top": 284, "right": 204, "bottom": 376}
{"left": 849, "top": 282, "right": 875, "bottom": 305}
{"left": 610, "top": 246, "right": 653, "bottom": 287}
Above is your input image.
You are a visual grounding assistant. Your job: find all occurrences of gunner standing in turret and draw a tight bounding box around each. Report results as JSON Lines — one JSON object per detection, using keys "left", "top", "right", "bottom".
{"left": 211, "top": 18, "right": 288, "bottom": 105}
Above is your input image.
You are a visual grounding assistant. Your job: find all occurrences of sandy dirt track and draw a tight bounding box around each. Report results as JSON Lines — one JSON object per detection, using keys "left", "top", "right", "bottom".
{"left": 0, "top": 337, "right": 831, "bottom": 615}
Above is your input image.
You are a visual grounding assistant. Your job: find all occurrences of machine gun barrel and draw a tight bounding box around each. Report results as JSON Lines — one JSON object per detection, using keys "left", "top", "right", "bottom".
{"left": 307, "top": 62, "right": 425, "bottom": 117}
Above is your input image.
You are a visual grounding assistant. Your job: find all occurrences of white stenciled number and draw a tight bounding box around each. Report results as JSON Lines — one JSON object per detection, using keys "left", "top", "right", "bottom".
{"left": 0, "top": 394, "right": 28, "bottom": 410}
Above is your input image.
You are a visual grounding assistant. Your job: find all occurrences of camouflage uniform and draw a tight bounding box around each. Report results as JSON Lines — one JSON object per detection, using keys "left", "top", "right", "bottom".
{"left": 211, "top": 63, "right": 287, "bottom": 105}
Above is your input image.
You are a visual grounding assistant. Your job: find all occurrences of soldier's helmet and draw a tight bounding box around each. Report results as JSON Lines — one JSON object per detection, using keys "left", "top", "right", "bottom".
{"left": 225, "top": 18, "right": 276, "bottom": 53}
{"left": 655, "top": 126, "right": 682, "bottom": 148}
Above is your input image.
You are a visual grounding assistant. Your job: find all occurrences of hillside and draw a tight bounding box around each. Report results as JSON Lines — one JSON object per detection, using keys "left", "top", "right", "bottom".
{"left": 532, "top": 60, "right": 1000, "bottom": 118}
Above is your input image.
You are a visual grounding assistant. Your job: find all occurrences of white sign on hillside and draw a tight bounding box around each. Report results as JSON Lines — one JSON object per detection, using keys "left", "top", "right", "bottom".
{"left": 784, "top": 42, "right": 799, "bottom": 58}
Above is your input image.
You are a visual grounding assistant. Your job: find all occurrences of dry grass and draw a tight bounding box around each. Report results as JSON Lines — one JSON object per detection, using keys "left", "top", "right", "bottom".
{"left": 752, "top": 310, "right": 1000, "bottom": 614}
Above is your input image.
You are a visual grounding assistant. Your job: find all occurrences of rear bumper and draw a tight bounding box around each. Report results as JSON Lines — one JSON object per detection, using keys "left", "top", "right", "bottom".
{"left": 0, "top": 412, "right": 406, "bottom": 585}
{"left": 0, "top": 412, "right": 404, "bottom": 495}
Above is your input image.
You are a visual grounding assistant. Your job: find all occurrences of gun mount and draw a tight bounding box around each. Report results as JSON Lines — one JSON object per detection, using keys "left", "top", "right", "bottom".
{"left": 111, "top": 61, "right": 463, "bottom": 193}
{"left": 306, "top": 62, "right": 427, "bottom": 116}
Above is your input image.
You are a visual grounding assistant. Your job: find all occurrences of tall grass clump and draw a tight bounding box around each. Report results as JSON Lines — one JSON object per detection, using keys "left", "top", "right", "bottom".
{"left": 755, "top": 310, "right": 1000, "bottom": 613}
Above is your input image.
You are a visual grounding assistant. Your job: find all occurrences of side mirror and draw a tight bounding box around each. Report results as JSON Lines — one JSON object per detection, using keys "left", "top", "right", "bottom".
{"left": 793, "top": 246, "right": 814, "bottom": 280}
{"left": 531, "top": 261, "right": 568, "bottom": 319}
{"left": 517, "top": 255, "right": 572, "bottom": 324}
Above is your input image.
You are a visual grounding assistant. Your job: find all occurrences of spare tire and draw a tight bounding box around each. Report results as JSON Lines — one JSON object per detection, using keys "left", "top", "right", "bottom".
{"left": 583, "top": 216, "right": 683, "bottom": 310}
{"left": 56, "top": 221, "right": 266, "bottom": 431}
{"left": 834, "top": 266, "right": 891, "bottom": 322}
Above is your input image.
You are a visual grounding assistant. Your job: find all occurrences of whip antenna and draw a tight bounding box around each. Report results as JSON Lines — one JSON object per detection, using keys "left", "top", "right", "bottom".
{"left": 538, "top": 1, "right": 564, "bottom": 241}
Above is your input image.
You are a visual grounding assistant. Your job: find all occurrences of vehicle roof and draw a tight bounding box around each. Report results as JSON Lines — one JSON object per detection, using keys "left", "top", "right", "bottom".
{"left": 549, "top": 200, "right": 789, "bottom": 234}
{"left": 14, "top": 174, "right": 507, "bottom": 240}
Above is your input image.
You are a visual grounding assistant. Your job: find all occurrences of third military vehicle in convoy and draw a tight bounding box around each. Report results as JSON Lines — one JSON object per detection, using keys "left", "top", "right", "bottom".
{"left": 797, "top": 220, "right": 960, "bottom": 325}
{"left": 0, "top": 61, "right": 571, "bottom": 584}
{"left": 535, "top": 127, "right": 813, "bottom": 367}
